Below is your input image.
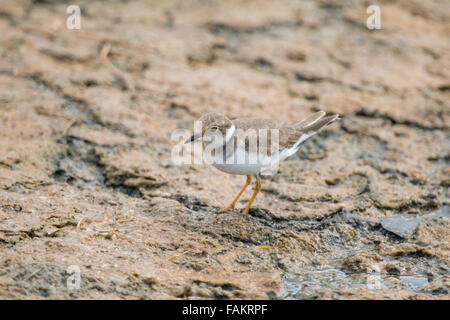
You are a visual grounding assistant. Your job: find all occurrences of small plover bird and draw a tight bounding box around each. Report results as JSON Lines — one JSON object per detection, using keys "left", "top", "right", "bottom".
{"left": 185, "top": 111, "right": 340, "bottom": 214}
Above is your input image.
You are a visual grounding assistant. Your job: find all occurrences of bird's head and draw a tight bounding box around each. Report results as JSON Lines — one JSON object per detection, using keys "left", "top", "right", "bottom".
{"left": 185, "top": 113, "right": 234, "bottom": 144}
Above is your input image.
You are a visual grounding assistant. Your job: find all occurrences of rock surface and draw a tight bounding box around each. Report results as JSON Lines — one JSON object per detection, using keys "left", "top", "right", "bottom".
{"left": 381, "top": 206, "right": 449, "bottom": 239}
{"left": 0, "top": 0, "right": 449, "bottom": 299}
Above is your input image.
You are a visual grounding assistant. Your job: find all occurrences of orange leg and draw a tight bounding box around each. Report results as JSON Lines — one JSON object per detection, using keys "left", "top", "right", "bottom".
{"left": 243, "top": 175, "right": 261, "bottom": 214}
{"left": 218, "top": 175, "right": 252, "bottom": 213}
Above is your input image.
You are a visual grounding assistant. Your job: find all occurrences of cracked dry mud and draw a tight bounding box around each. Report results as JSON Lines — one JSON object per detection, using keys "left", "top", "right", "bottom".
{"left": 0, "top": 0, "right": 449, "bottom": 299}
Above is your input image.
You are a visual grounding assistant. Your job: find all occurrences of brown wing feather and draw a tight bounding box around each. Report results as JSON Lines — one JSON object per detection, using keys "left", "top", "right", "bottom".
{"left": 231, "top": 118, "right": 286, "bottom": 155}
{"left": 281, "top": 113, "right": 341, "bottom": 150}
{"left": 302, "top": 114, "right": 341, "bottom": 132}
{"left": 230, "top": 113, "right": 340, "bottom": 155}
{"left": 294, "top": 111, "right": 326, "bottom": 129}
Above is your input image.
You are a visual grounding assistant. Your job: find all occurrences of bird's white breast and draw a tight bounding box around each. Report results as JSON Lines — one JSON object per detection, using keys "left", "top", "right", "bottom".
{"left": 212, "top": 146, "right": 277, "bottom": 175}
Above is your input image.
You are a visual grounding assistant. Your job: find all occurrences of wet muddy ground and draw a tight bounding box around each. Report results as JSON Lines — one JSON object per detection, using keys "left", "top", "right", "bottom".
{"left": 0, "top": 0, "right": 449, "bottom": 299}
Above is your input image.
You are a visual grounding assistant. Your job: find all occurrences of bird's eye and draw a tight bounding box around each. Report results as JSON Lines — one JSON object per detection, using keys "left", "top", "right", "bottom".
{"left": 211, "top": 126, "right": 219, "bottom": 131}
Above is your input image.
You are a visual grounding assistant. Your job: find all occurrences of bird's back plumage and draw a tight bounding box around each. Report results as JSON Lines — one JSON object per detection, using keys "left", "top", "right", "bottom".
{"left": 230, "top": 111, "right": 339, "bottom": 153}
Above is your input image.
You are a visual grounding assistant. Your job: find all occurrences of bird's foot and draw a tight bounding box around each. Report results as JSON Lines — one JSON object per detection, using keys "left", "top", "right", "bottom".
{"left": 218, "top": 203, "right": 235, "bottom": 213}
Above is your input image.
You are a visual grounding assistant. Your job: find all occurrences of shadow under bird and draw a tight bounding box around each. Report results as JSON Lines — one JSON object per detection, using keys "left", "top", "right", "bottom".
{"left": 185, "top": 111, "right": 341, "bottom": 214}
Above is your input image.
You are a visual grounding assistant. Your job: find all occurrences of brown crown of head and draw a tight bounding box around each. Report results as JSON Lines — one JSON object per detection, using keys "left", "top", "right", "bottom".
{"left": 197, "top": 113, "right": 233, "bottom": 135}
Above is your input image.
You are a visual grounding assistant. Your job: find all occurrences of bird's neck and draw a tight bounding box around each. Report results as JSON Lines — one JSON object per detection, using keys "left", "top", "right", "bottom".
{"left": 224, "top": 124, "right": 236, "bottom": 145}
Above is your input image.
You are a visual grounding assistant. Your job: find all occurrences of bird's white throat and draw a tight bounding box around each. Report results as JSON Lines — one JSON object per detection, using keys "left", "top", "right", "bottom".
{"left": 225, "top": 124, "right": 236, "bottom": 144}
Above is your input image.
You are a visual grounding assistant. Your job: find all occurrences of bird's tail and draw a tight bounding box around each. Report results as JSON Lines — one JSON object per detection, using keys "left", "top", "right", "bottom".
{"left": 275, "top": 111, "right": 341, "bottom": 163}
{"left": 295, "top": 111, "right": 341, "bottom": 132}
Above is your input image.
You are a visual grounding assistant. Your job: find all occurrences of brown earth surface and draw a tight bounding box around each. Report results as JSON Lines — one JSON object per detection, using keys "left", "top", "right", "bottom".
{"left": 0, "top": 0, "right": 449, "bottom": 299}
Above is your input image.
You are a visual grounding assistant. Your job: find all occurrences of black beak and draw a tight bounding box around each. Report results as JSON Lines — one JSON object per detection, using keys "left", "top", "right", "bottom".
{"left": 184, "top": 133, "right": 201, "bottom": 144}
